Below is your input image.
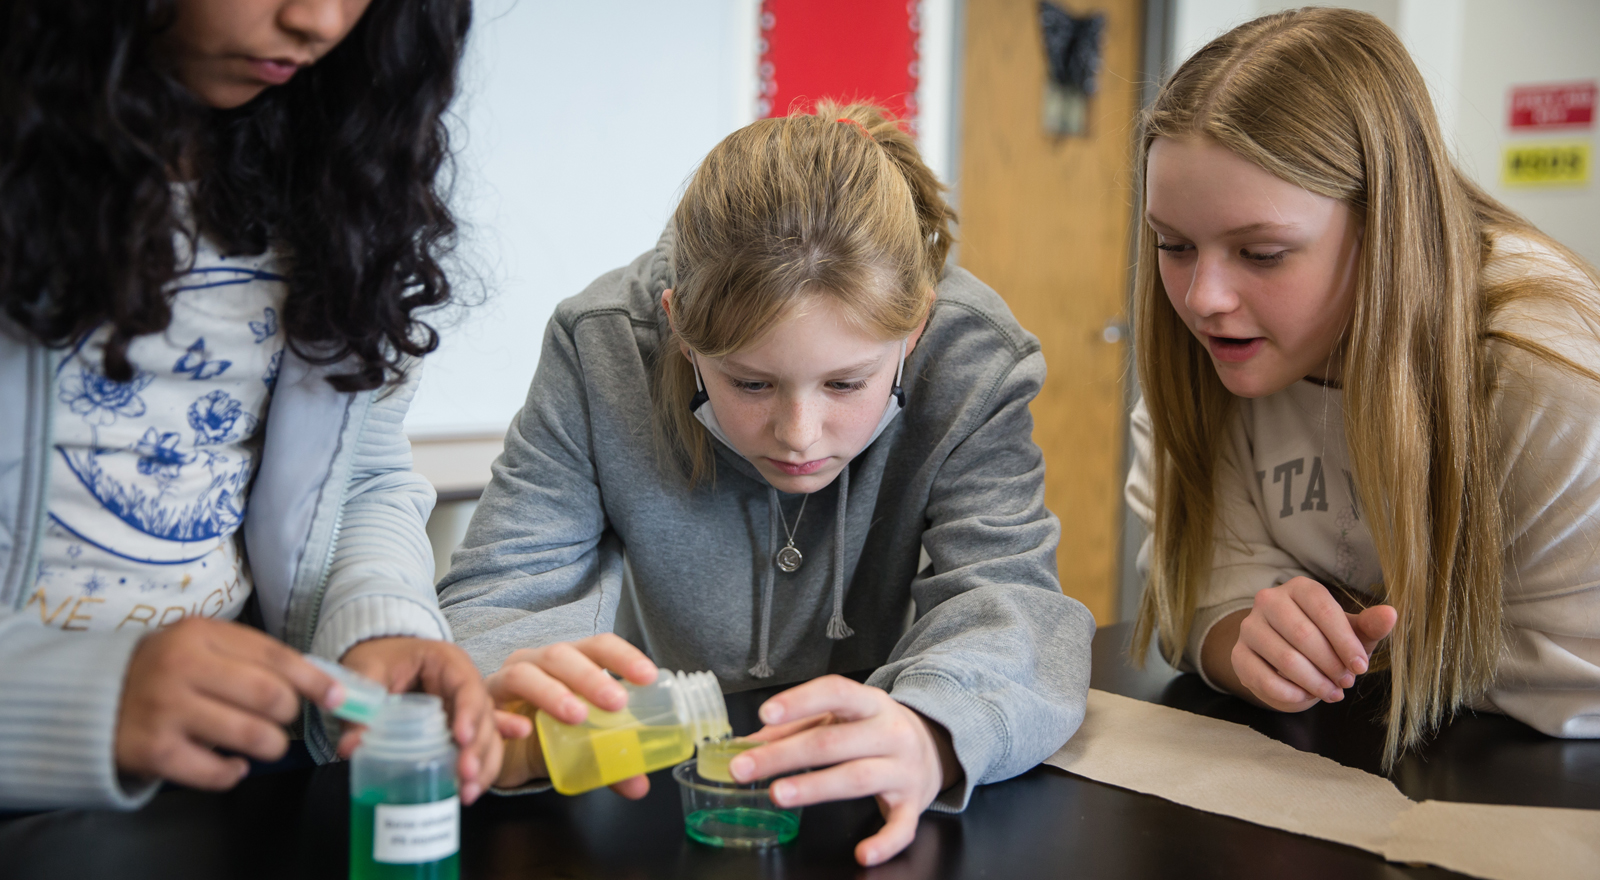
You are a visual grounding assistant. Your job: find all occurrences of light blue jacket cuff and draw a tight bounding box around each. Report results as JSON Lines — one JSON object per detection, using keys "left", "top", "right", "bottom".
{"left": 308, "top": 593, "right": 451, "bottom": 661}
{"left": 0, "top": 627, "right": 160, "bottom": 811}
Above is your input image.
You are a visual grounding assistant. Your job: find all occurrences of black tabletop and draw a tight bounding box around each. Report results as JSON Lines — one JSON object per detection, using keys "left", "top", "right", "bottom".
{"left": 4, "top": 623, "right": 1597, "bottom": 880}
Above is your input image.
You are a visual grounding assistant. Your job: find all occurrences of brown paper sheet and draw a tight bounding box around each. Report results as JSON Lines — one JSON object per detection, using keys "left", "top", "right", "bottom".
{"left": 1384, "top": 801, "right": 1600, "bottom": 880}
{"left": 1044, "top": 690, "right": 1600, "bottom": 880}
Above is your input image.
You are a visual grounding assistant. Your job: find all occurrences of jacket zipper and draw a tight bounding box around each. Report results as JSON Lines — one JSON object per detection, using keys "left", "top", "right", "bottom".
{"left": 14, "top": 347, "right": 57, "bottom": 611}
{"left": 293, "top": 390, "right": 366, "bottom": 653}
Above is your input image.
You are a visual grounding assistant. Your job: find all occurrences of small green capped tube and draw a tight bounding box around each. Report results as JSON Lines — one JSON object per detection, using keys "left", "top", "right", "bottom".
{"left": 306, "top": 655, "right": 394, "bottom": 725}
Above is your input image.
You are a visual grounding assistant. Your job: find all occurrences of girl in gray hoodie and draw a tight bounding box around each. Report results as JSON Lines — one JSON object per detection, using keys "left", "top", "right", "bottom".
{"left": 437, "top": 102, "right": 1095, "bottom": 866}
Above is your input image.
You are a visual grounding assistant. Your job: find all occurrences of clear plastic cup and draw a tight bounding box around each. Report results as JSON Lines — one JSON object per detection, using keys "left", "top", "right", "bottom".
{"left": 673, "top": 759, "right": 802, "bottom": 848}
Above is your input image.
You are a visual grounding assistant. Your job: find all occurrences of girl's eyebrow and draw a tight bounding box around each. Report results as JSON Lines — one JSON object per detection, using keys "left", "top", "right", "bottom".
{"left": 721, "top": 354, "right": 886, "bottom": 378}
{"left": 825, "top": 355, "right": 886, "bottom": 378}
{"left": 1222, "top": 220, "right": 1302, "bottom": 236}
{"left": 1146, "top": 213, "right": 1181, "bottom": 234}
{"left": 1147, "top": 214, "right": 1302, "bottom": 238}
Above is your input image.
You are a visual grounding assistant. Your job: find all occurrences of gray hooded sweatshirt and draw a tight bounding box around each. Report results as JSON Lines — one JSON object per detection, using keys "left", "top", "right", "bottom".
{"left": 437, "top": 230, "right": 1094, "bottom": 811}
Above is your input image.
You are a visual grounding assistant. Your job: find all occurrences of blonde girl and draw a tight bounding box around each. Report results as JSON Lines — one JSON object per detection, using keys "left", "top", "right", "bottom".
{"left": 438, "top": 102, "right": 1094, "bottom": 866}
{"left": 1126, "top": 7, "right": 1600, "bottom": 765}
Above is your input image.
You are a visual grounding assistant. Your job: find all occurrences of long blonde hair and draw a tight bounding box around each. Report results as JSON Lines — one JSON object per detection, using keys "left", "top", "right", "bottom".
{"left": 654, "top": 101, "right": 955, "bottom": 484}
{"left": 1130, "top": 7, "right": 1600, "bottom": 765}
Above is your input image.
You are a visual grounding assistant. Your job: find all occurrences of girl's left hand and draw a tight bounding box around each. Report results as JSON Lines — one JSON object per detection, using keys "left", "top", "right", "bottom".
{"left": 335, "top": 637, "right": 532, "bottom": 805}
{"left": 728, "top": 675, "right": 960, "bottom": 867}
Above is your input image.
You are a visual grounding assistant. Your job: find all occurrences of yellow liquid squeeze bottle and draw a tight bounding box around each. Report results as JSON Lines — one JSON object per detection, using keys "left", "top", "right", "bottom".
{"left": 536, "top": 669, "right": 730, "bottom": 795}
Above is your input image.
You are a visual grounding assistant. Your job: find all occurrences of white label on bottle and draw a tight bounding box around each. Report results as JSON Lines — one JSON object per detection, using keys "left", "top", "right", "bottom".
{"left": 373, "top": 797, "right": 459, "bottom": 864}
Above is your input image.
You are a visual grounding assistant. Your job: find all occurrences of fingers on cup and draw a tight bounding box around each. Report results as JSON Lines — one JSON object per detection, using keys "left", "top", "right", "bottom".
{"left": 738, "top": 710, "right": 898, "bottom": 784}
{"left": 769, "top": 755, "right": 898, "bottom": 809}
{"left": 760, "top": 674, "right": 879, "bottom": 727}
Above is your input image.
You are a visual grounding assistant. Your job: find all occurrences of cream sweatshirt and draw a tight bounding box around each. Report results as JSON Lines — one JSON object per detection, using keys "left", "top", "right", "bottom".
{"left": 1126, "top": 237, "right": 1600, "bottom": 738}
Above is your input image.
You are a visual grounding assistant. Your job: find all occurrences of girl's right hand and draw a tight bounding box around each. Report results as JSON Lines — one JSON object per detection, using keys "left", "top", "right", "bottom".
{"left": 116, "top": 617, "right": 341, "bottom": 790}
{"left": 1222, "top": 576, "right": 1398, "bottom": 711}
{"left": 485, "top": 634, "right": 658, "bottom": 795}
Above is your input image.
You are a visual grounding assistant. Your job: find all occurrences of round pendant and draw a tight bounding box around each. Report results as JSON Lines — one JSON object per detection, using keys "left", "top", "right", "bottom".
{"left": 776, "top": 545, "right": 803, "bottom": 573}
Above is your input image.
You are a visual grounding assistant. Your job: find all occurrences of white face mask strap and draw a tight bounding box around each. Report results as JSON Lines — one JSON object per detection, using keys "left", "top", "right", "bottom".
{"left": 691, "top": 352, "right": 706, "bottom": 392}
{"left": 893, "top": 338, "right": 907, "bottom": 387}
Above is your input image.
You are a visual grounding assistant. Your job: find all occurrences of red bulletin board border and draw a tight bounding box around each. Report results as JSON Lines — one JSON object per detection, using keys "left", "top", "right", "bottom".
{"left": 758, "top": 0, "right": 920, "bottom": 129}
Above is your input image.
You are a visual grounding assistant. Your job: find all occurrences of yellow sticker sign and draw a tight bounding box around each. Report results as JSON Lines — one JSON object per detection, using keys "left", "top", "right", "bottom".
{"left": 1502, "top": 141, "right": 1590, "bottom": 187}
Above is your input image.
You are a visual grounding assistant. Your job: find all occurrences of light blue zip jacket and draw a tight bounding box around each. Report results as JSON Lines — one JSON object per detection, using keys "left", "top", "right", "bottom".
{"left": 0, "top": 320, "right": 450, "bottom": 810}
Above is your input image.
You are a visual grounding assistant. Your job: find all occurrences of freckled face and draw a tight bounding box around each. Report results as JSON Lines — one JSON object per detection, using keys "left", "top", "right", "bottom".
{"left": 693, "top": 296, "right": 909, "bottom": 495}
{"left": 155, "top": 0, "right": 374, "bottom": 109}
{"left": 1146, "top": 136, "right": 1365, "bottom": 398}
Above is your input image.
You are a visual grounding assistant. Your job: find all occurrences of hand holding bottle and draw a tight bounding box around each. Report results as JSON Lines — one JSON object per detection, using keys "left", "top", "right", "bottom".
{"left": 486, "top": 634, "right": 659, "bottom": 796}
{"left": 334, "top": 636, "right": 523, "bottom": 805}
{"left": 115, "top": 617, "right": 342, "bottom": 790}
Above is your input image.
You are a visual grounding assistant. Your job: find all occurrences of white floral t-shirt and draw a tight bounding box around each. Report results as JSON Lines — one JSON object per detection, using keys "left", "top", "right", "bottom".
{"left": 30, "top": 239, "right": 288, "bottom": 634}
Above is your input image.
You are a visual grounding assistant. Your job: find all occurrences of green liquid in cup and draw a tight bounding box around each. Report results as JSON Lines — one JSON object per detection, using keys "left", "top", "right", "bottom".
{"left": 685, "top": 807, "right": 801, "bottom": 848}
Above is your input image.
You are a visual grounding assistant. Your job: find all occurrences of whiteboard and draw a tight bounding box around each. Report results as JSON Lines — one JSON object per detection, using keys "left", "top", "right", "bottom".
{"left": 407, "top": 0, "right": 961, "bottom": 438}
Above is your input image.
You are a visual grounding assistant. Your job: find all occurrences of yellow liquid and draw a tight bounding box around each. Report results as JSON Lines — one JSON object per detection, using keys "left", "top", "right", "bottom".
{"left": 695, "top": 737, "right": 761, "bottom": 783}
{"left": 536, "top": 707, "right": 696, "bottom": 795}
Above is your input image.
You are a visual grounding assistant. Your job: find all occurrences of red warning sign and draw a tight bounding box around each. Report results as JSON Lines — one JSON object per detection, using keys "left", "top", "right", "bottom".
{"left": 1509, "top": 82, "right": 1596, "bottom": 131}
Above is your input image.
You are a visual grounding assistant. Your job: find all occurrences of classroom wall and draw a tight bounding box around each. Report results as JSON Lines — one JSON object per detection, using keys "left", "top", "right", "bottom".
{"left": 406, "top": 0, "right": 961, "bottom": 439}
{"left": 403, "top": 0, "right": 757, "bottom": 437}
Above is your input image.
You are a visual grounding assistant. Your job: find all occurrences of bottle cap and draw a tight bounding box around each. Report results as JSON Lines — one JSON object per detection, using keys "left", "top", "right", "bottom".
{"left": 306, "top": 654, "right": 393, "bottom": 725}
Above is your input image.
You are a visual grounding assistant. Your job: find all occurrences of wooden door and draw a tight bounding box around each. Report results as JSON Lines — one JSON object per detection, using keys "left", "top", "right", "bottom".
{"left": 956, "top": 0, "right": 1143, "bottom": 623}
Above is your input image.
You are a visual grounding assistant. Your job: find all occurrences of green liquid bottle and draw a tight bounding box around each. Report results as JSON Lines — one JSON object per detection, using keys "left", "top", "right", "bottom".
{"left": 349, "top": 694, "right": 459, "bottom": 880}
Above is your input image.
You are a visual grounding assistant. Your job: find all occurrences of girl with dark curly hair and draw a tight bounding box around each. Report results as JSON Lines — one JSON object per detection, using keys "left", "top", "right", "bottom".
{"left": 0, "top": 0, "right": 522, "bottom": 812}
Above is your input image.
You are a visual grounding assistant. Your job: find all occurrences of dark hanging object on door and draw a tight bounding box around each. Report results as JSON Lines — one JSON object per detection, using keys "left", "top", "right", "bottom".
{"left": 1039, "top": 1, "right": 1106, "bottom": 137}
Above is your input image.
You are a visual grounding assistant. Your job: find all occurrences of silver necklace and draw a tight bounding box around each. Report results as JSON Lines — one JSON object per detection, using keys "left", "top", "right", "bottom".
{"left": 775, "top": 494, "right": 808, "bottom": 573}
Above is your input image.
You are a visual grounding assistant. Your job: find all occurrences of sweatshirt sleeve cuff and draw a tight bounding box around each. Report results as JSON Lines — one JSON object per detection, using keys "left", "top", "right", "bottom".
{"left": 0, "top": 627, "right": 160, "bottom": 811}
{"left": 309, "top": 593, "right": 451, "bottom": 662}
{"left": 889, "top": 670, "right": 1011, "bottom": 813}
{"left": 1185, "top": 598, "right": 1255, "bottom": 693}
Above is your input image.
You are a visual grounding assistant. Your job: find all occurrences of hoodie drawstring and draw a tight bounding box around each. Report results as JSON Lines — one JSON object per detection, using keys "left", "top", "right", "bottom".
{"left": 749, "top": 487, "right": 780, "bottom": 679}
{"left": 747, "top": 470, "right": 853, "bottom": 679}
{"left": 826, "top": 466, "right": 854, "bottom": 640}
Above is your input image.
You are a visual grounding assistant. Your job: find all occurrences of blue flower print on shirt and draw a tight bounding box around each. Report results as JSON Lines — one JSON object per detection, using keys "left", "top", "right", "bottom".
{"left": 58, "top": 363, "right": 153, "bottom": 426}
{"left": 81, "top": 573, "right": 109, "bottom": 597}
{"left": 188, "top": 390, "right": 258, "bottom": 446}
{"left": 134, "top": 428, "right": 194, "bottom": 484}
{"left": 263, "top": 350, "right": 282, "bottom": 389}
{"left": 174, "top": 338, "right": 232, "bottom": 380}
{"left": 250, "top": 307, "right": 279, "bottom": 343}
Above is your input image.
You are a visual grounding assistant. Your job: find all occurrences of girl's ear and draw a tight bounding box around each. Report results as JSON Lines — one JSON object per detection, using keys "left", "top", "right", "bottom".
{"left": 661, "top": 288, "right": 694, "bottom": 361}
{"left": 906, "top": 289, "right": 938, "bottom": 355}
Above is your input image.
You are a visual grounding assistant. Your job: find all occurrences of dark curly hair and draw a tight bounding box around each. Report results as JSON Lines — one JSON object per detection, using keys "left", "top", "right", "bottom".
{"left": 0, "top": 0, "right": 471, "bottom": 391}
